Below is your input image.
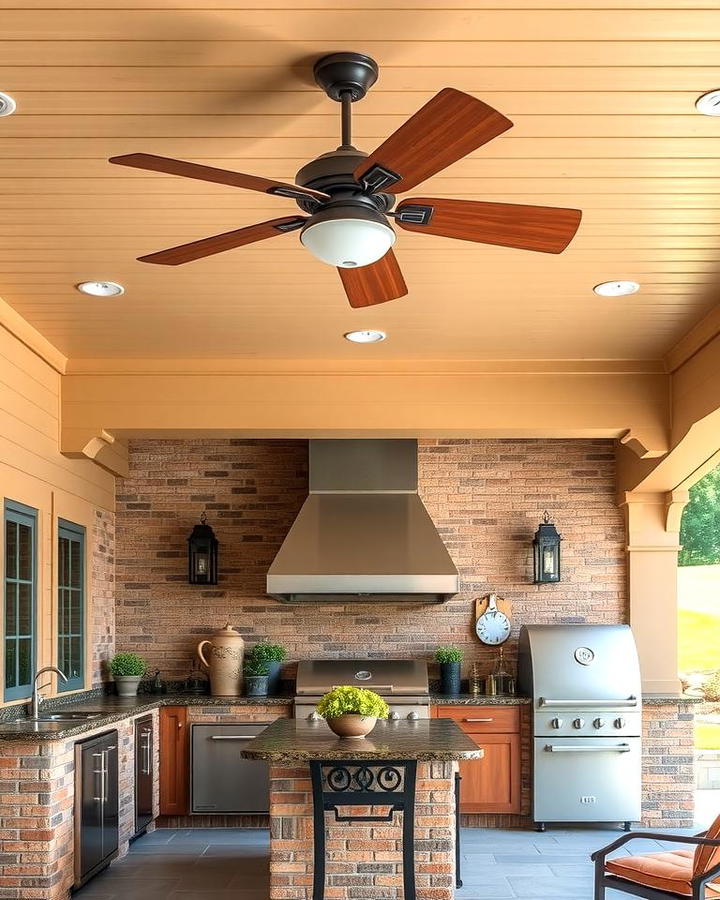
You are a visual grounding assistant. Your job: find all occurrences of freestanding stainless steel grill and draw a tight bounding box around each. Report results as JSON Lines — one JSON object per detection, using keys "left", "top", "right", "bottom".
{"left": 518, "top": 624, "right": 642, "bottom": 831}
{"left": 294, "top": 659, "right": 431, "bottom": 723}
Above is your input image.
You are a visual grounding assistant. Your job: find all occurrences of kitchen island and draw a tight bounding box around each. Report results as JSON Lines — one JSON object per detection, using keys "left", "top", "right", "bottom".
{"left": 242, "top": 717, "right": 482, "bottom": 900}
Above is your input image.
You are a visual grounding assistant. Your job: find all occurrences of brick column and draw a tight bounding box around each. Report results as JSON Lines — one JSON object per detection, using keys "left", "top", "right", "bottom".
{"left": 269, "top": 760, "right": 457, "bottom": 900}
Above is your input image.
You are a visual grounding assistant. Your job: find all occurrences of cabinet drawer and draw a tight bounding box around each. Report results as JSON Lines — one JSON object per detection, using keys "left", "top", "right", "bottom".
{"left": 435, "top": 705, "right": 520, "bottom": 733}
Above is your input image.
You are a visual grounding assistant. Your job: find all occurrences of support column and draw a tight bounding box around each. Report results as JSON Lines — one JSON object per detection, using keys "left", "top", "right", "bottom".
{"left": 621, "top": 490, "right": 688, "bottom": 695}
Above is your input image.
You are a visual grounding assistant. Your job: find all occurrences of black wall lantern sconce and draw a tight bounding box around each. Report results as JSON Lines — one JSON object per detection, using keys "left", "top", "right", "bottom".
{"left": 188, "top": 512, "right": 219, "bottom": 585}
{"left": 533, "top": 511, "right": 562, "bottom": 584}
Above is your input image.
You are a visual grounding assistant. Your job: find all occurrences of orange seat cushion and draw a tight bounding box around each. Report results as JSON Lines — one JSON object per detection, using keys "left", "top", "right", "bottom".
{"left": 695, "top": 814, "right": 720, "bottom": 879}
{"left": 606, "top": 849, "right": 695, "bottom": 896}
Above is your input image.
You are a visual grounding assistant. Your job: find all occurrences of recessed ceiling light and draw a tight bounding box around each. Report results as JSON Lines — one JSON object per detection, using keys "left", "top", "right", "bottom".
{"left": 0, "top": 93, "right": 17, "bottom": 117}
{"left": 593, "top": 280, "right": 640, "bottom": 298}
{"left": 76, "top": 281, "right": 125, "bottom": 297}
{"left": 696, "top": 89, "right": 720, "bottom": 116}
{"left": 344, "top": 330, "right": 386, "bottom": 344}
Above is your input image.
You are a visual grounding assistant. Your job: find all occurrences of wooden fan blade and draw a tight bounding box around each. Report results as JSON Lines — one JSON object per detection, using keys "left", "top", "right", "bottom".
{"left": 138, "top": 216, "right": 306, "bottom": 265}
{"left": 109, "top": 153, "right": 329, "bottom": 203}
{"left": 354, "top": 89, "right": 512, "bottom": 195}
{"left": 395, "top": 198, "right": 582, "bottom": 254}
{"left": 338, "top": 250, "right": 408, "bottom": 308}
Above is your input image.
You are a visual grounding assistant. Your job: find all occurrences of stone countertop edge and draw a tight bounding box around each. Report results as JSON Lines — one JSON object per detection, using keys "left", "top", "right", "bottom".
{"left": 431, "top": 694, "right": 531, "bottom": 705}
{"left": 0, "top": 691, "right": 700, "bottom": 742}
{"left": 240, "top": 718, "right": 484, "bottom": 762}
{"left": 0, "top": 693, "right": 294, "bottom": 742}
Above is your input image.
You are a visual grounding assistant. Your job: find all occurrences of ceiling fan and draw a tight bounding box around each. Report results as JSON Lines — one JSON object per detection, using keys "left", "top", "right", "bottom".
{"left": 109, "top": 52, "right": 582, "bottom": 309}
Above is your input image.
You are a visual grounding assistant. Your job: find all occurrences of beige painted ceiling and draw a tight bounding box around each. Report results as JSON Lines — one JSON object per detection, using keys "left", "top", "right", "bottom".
{"left": 1, "top": 1, "right": 720, "bottom": 361}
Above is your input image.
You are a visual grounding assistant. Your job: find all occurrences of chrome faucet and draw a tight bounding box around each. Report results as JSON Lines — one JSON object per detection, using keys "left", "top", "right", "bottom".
{"left": 28, "top": 666, "right": 67, "bottom": 719}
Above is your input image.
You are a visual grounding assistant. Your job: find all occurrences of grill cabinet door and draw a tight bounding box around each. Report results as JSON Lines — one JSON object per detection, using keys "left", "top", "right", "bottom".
{"left": 191, "top": 723, "right": 271, "bottom": 813}
{"left": 533, "top": 737, "right": 641, "bottom": 823}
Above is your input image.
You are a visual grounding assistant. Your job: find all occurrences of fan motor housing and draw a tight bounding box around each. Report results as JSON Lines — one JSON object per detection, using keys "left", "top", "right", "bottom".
{"left": 294, "top": 149, "right": 394, "bottom": 214}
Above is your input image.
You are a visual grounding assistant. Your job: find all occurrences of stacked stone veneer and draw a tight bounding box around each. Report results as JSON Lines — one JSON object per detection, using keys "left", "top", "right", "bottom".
{"left": 0, "top": 709, "right": 159, "bottom": 900}
{"left": 91, "top": 508, "right": 115, "bottom": 687}
{"left": 269, "top": 760, "right": 457, "bottom": 900}
{"left": 115, "top": 438, "right": 626, "bottom": 680}
{"left": 642, "top": 702, "right": 695, "bottom": 828}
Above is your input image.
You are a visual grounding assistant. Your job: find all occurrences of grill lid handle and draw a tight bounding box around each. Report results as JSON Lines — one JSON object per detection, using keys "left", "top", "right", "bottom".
{"left": 544, "top": 743, "right": 632, "bottom": 753}
{"left": 539, "top": 697, "right": 638, "bottom": 708}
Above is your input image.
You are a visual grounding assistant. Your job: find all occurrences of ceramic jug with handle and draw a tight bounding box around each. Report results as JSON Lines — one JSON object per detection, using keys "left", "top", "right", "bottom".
{"left": 196, "top": 623, "right": 244, "bottom": 696}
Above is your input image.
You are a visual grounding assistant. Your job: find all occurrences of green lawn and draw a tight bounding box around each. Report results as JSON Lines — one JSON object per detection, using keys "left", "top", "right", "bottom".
{"left": 679, "top": 607, "right": 720, "bottom": 673}
{"left": 696, "top": 722, "right": 720, "bottom": 750}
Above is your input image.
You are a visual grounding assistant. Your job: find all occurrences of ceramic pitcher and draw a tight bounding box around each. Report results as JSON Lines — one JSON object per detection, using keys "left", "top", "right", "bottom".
{"left": 196, "top": 623, "right": 244, "bottom": 696}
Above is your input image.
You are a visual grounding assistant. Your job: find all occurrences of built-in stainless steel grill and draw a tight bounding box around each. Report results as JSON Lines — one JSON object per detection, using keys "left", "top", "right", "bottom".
{"left": 294, "top": 659, "right": 431, "bottom": 723}
{"left": 518, "top": 624, "right": 642, "bottom": 831}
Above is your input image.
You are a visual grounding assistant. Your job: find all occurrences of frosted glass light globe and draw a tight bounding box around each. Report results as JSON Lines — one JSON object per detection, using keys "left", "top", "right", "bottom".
{"left": 301, "top": 216, "right": 396, "bottom": 268}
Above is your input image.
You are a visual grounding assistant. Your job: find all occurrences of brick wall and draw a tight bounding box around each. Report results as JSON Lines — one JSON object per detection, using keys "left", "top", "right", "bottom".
{"left": 642, "top": 702, "right": 695, "bottom": 827}
{"left": 115, "top": 438, "right": 626, "bottom": 681}
{"left": 269, "top": 760, "right": 456, "bottom": 900}
{"left": 91, "top": 508, "right": 115, "bottom": 687}
{"left": 0, "top": 709, "right": 158, "bottom": 900}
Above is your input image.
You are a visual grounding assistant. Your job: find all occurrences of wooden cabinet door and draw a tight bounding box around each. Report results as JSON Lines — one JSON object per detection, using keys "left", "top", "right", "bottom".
{"left": 459, "top": 733, "right": 521, "bottom": 814}
{"left": 159, "top": 706, "right": 188, "bottom": 816}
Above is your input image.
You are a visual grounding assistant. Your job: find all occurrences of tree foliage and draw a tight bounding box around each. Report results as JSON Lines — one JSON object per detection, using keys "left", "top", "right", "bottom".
{"left": 679, "top": 465, "right": 720, "bottom": 566}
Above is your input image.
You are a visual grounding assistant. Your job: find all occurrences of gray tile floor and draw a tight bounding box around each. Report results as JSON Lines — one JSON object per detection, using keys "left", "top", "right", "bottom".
{"left": 75, "top": 825, "right": 697, "bottom": 900}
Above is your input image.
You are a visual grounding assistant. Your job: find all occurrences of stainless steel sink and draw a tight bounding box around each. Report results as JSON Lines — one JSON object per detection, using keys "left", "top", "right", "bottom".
{"left": 29, "top": 711, "right": 103, "bottom": 722}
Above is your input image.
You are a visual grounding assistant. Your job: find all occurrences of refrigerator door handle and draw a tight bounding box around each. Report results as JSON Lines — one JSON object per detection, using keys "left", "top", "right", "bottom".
{"left": 92, "top": 752, "right": 103, "bottom": 802}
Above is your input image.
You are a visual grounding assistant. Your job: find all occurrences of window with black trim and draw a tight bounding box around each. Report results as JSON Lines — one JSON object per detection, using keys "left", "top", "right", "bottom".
{"left": 57, "top": 520, "right": 85, "bottom": 692}
{"left": 4, "top": 500, "right": 37, "bottom": 701}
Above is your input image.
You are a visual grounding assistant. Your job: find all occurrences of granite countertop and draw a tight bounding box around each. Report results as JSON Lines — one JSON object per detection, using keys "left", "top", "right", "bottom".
{"left": 431, "top": 694, "right": 531, "bottom": 705}
{"left": 0, "top": 693, "right": 294, "bottom": 742}
{"left": 0, "top": 688, "right": 700, "bottom": 742}
{"left": 240, "top": 717, "right": 484, "bottom": 762}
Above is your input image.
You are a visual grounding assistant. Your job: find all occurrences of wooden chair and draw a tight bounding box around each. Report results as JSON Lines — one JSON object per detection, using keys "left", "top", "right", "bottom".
{"left": 591, "top": 821, "right": 720, "bottom": 900}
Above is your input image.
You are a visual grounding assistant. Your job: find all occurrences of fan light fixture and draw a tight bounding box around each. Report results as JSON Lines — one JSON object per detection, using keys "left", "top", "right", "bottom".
{"left": 300, "top": 206, "right": 396, "bottom": 268}
{"left": 76, "top": 281, "right": 125, "bottom": 297}
{"left": 696, "top": 89, "right": 720, "bottom": 116}
{"left": 593, "top": 280, "right": 639, "bottom": 297}
{"left": 0, "top": 93, "right": 17, "bottom": 117}
{"left": 344, "top": 330, "right": 386, "bottom": 343}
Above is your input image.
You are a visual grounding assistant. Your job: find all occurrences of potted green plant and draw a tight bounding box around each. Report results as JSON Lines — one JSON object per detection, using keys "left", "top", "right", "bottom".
{"left": 109, "top": 652, "right": 147, "bottom": 698}
{"left": 435, "top": 646, "right": 464, "bottom": 696}
{"left": 248, "top": 642, "right": 287, "bottom": 695}
{"left": 244, "top": 657, "right": 270, "bottom": 697}
{"left": 316, "top": 686, "right": 390, "bottom": 739}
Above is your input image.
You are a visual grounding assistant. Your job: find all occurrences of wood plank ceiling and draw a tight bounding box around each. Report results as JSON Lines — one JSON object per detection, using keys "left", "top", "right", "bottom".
{"left": 1, "top": 1, "right": 719, "bottom": 361}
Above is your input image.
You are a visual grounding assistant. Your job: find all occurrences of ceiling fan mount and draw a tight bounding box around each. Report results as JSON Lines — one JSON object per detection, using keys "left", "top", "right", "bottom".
{"left": 312, "top": 51, "right": 379, "bottom": 103}
{"left": 108, "top": 51, "right": 582, "bottom": 308}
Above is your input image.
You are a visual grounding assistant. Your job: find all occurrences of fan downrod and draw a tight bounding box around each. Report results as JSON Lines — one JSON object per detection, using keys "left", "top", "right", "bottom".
{"left": 313, "top": 52, "right": 379, "bottom": 103}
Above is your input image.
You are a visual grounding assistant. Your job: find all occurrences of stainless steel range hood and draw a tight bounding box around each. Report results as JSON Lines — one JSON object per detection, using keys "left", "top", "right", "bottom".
{"left": 266, "top": 439, "right": 459, "bottom": 604}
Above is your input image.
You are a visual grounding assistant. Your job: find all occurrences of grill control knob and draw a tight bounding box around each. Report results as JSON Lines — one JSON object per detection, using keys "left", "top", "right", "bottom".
{"left": 614, "top": 717, "right": 626, "bottom": 729}
{"left": 551, "top": 717, "right": 563, "bottom": 729}
{"left": 593, "top": 718, "right": 606, "bottom": 729}
{"left": 407, "top": 711, "right": 420, "bottom": 720}
{"left": 389, "top": 711, "right": 400, "bottom": 721}
{"left": 573, "top": 717, "right": 585, "bottom": 729}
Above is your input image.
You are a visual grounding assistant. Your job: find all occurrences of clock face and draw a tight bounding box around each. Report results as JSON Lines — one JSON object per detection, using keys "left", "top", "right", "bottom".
{"left": 475, "top": 612, "right": 511, "bottom": 645}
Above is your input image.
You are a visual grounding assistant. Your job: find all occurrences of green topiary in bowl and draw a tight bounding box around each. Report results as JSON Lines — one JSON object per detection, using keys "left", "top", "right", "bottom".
{"left": 110, "top": 652, "right": 147, "bottom": 677}
{"left": 109, "top": 652, "right": 147, "bottom": 697}
{"left": 316, "top": 686, "right": 390, "bottom": 738}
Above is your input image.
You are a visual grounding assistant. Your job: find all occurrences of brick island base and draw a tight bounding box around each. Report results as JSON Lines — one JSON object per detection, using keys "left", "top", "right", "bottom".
{"left": 269, "top": 760, "right": 458, "bottom": 900}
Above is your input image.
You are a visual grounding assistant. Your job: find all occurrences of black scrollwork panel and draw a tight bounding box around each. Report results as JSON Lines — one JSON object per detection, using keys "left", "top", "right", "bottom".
{"left": 310, "top": 759, "right": 418, "bottom": 900}
{"left": 321, "top": 763, "right": 405, "bottom": 794}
